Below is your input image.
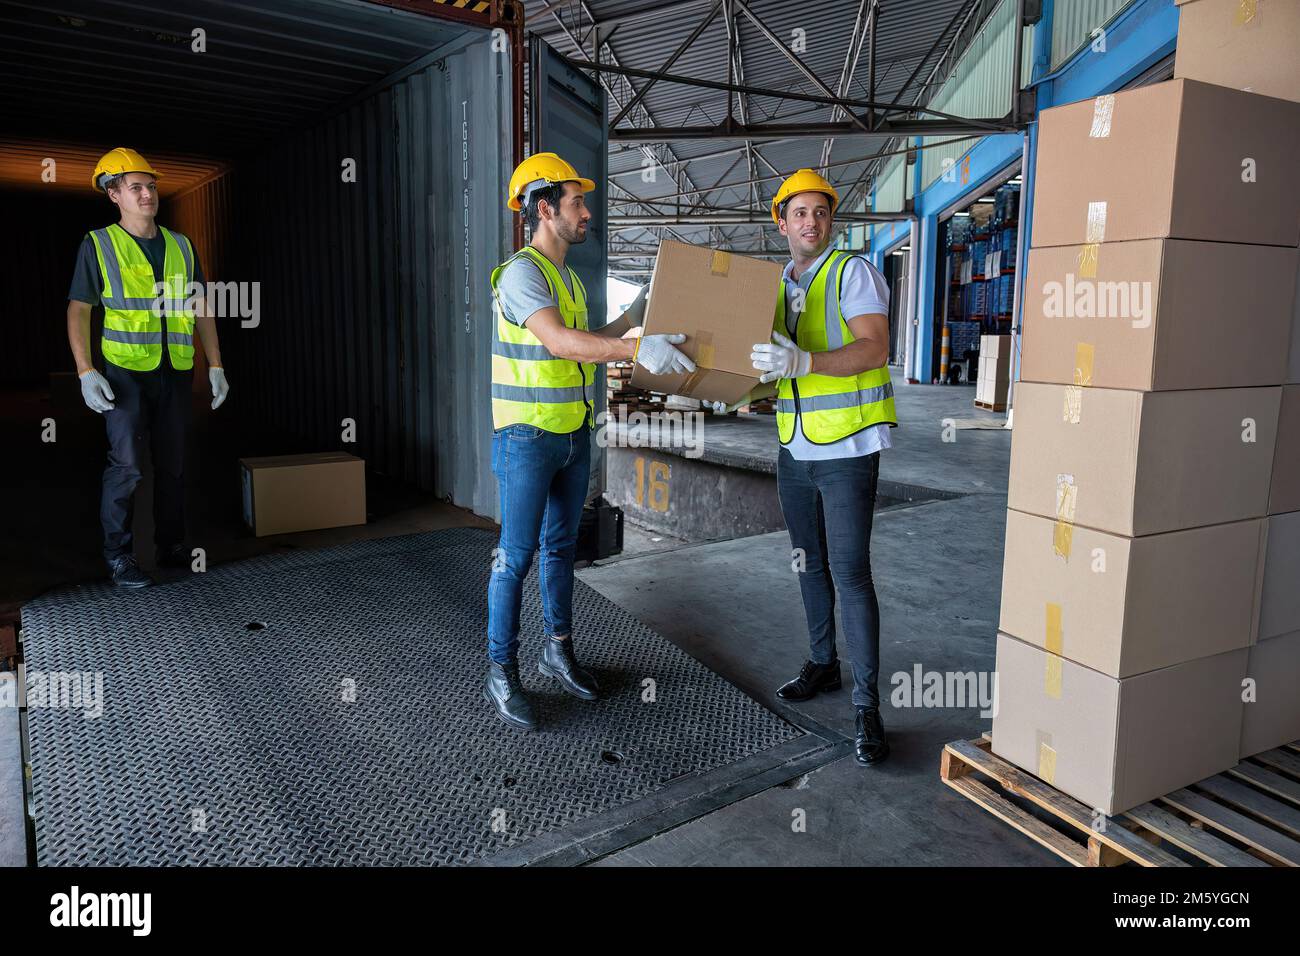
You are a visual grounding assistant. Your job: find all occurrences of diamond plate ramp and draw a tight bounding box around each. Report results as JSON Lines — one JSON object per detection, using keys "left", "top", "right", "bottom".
{"left": 20, "top": 528, "right": 842, "bottom": 866}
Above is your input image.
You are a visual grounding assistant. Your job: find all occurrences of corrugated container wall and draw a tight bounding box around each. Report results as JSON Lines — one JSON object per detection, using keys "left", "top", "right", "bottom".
{"left": 1051, "top": 0, "right": 1136, "bottom": 69}
{"left": 920, "top": 0, "right": 1031, "bottom": 189}
{"left": 170, "top": 33, "right": 512, "bottom": 520}
{"left": 874, "top": 155, "right": 907, "bottom": 214}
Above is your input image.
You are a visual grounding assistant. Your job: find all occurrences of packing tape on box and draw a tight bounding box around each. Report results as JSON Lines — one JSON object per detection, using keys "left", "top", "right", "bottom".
{"left": 1074, "top": 343, "right": 1094, "bottom": 387}
{"left": 1036, "top": 731, "right": 1058, "bottom": 784}
{"left": 1077, "top": 242, "right": 1099, "bottom": 280}
{"left": 1054, "top": 474, "right": 1077, "bottom": 558}
{"left": 1044, "top": 653, "right": 1064, "bottom": 700}
{"left": 1085, "top": 201, "right": 1107, "bottom": 244}
{"left": 677, "top": 331, "right": 715, "bottom": 394}
{"left": 710, "top": 250, "right": 732, "bottom": 277}
{"left": 1089, "top": 95, "right": 1115, "bottom": 138}
{"left": 1236, "top": 0, "right": 1258, "bottom": 26}
{"left": 1062, "top": 385, "right": 1083, "bottom": 426}
{"left": 1046, "top": 602, "right": 1064, "bottom": 655}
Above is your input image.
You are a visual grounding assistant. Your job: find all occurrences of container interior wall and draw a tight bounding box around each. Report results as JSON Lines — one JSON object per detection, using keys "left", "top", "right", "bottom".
{"left": 170, "top": 31, "right": 512, "bottom": 520}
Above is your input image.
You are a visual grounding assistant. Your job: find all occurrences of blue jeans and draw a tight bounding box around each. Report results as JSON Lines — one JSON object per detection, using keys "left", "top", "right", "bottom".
{"left": 487, "top": 423, "right": 591, "bottom": 664}
{"left": 776, "top": 447, "right": 882, "bottom": 708}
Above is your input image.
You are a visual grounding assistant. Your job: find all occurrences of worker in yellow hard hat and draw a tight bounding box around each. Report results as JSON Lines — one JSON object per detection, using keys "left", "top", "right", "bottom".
{"left": 66, "top": 147, "right": 230, "bottom": 588}
{"left": 742, "top": 167, "right": 898, "bottom": 765}
{"left": 482, "top": 151, "right": 695, "bottom": 731}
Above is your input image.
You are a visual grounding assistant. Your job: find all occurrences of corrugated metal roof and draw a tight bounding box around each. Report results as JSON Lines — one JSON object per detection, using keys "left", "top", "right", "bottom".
{"left": 0, "top": 0, "right": 471, "bottom": 189}
{"left": 525, "top": 0, "right": 995, "bottom": 269}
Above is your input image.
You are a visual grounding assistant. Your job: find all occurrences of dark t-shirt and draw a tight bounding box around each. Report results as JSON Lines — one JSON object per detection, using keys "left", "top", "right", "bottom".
{"left": 68, "top": 227, "right": 205, "bottom": 374}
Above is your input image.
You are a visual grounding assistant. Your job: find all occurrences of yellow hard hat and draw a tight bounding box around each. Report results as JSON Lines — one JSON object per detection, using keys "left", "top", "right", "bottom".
{"left": 92, "top": 147, "right": 162, "bottom": 192}
{"left": 507, "top": 151, "right": 595, "bottom": 211}
{"left": 771, "top": 168, "right": 839, "bottom": 224}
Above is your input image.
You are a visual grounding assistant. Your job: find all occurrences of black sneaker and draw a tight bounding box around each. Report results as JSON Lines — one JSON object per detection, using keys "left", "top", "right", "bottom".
{"left": 776, "top": 659, "right": 842, "bottom": 701}
{"left": 855, "top": 706, "right": 890, "bottom": 765}
{"left": 155, "top": 544, "right": 193, "bottom": 570}
{"left": 109, "top": 555, "right": 152, "bottom": 589}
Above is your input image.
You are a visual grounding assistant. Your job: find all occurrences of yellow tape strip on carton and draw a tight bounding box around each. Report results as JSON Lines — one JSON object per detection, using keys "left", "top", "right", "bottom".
{"left": 1236, "top": 0, "right": 1258, "bottom": 27}
{"left": 678, "top": 330, "right": 715, "bottom": 394}
{"left": 1054, "top": 473, "right": 1077, "bottom": 559}
{"left": 710, "top": 250, "right": 732, "bottom": 277}
{"left": 1035, "top": 730, "right": 1057, "bottom": 784}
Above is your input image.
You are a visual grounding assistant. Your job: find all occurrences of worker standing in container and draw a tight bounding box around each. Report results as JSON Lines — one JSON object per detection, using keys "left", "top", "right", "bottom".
{"left": 743, "top": 169, "right": 897, "bottom": 765}
{"left": 66, "top": 148, "right": 229, "bottom": 588}
{"left": 484, "top": 152, "right": 695, "bottom": 731}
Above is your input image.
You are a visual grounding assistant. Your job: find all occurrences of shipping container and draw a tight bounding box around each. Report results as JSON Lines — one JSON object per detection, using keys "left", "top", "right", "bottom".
{"left": 1, "top": 0, "right": 608, "bottom": 521}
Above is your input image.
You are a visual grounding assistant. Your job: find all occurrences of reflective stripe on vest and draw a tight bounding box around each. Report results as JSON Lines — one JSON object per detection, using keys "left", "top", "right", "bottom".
{"left": 489, "top": 245, "right": 596, "bottom": 432}
{"left": 774, "top": 249, "right": 897, "bottom": 445}
{"left": 89, "top": 224, "right": 197, "bottom": 372}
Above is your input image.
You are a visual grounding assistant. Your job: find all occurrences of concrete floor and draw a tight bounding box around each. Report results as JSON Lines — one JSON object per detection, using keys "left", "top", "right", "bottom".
{"left": 1, "top": 381, "right": 1052, "bottom": 866}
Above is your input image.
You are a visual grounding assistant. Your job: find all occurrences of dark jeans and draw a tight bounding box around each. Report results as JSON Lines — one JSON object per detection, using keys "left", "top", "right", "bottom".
{"left": 487, "top": 424, "right": 591, "bottom": 664}
{"left": 776, "top": 447, "right": 882, "bottom": 708}
{"left": 101, "top": 363, "right": 191, "bottom": 563}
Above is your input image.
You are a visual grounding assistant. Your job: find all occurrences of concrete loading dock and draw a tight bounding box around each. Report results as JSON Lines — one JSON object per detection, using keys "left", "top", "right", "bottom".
{"left": 1, "top": 0, "right": 1298, "bottom": 897}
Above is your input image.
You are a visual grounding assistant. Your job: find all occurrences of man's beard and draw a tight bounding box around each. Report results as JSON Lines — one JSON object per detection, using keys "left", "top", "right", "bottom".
{"left": 557, "top": 219, "right": 588, "bottom": 244}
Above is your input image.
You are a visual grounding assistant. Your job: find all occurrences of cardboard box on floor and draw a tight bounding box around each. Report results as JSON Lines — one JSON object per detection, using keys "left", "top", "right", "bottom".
{"left": 1256, "top": 511, "right": 1300, "bottom": 642}
{"left": 1020, "top": 241, "right": 1298, "bottom": 390}
{"left": 1007, "top": 382, "right": 1281, "bottom": 537}
{"left": 240, "top": 452, "right": 367, "bottom": 537}
{"left": 1175, "top": 0, "right": 1300, "bottom": 105}
{"left": 1031, "top": 79, "right": 1300, "bottom": 249}
{"left": 630, "top": 240, "right": 782, "bottom": 404}
{"left": 1000, "top": 509, "right": 1262, "bottom": 678}
{"left": 1241, "top": 629, "right": 1300, "bottom": 757}
{"left": 991, "top": 632, "right": 1247, "bottom": 815}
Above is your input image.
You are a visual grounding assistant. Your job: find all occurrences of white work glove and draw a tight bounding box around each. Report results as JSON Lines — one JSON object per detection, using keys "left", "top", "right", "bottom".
{"left": 209, "top": 366, "right": 229, "bottom": 410}
{"left": 751, "top": 331, "right": 811, "bottom": 384}
{"left": 708, "top": 397, "right": 747, "bottom": 414}
{"left": 635, "top": 333, "right": 697, "bottom": 376}
{"left": 79, "top": 369, "right": 115, "bottom": 413}
{"left": 621, "top": 284, "right": 649, "bottom": 326}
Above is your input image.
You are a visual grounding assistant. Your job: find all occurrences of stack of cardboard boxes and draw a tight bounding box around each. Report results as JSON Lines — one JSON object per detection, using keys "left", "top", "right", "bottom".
{"left": 975, "top": 334, "right": 1012, "bottom": 410}
{"left": 990, "top": 4, "right": 1300, "bottom": 815}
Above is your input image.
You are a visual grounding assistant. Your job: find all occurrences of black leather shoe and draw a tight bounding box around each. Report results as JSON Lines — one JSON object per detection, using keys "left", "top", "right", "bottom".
{"left": 855, "top": 706, "right": 889, "bottom": 765}
{"left": 484, "top": 661, "right": 539, "bottom": 731}
{"left": 538, "top": 637, "right": 599, "bottom": 701}
{"left": 776, "top": 659, "right": 842, "bottom": 701}
{"left": 155, "top": 545, "right": 192, "bottom": 569}
{"left": 108, "top": 555, "right": 152, "bottom": 589}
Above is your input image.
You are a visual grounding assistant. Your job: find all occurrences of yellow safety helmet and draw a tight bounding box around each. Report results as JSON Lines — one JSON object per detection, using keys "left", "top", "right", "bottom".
{"left": 92, "top": 147, "right": 162, "bottom": 192}
{"left": 771, "top": 168, "right": 839, "bottom": 224}
{"left": 507, "top": 151, "right": 595, "bottom": 211}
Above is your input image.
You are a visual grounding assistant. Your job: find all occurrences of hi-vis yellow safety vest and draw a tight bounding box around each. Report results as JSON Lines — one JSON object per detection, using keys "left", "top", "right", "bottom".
{"left": 490, "top": 245, "right": 596, "bottom": 432}
{"left": 89, "top": 224, "right": 197, "bottom": 372}
{"left": 774, "top": 249, "right": 897, "bottom": 445}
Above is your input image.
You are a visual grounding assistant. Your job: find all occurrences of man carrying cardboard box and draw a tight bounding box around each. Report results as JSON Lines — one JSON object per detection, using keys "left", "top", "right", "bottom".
{"left": 484, "top": 152, "right": 695, "bottom": 732}
{"left": 744, "top": 169, "right": 898, "bottom": 765}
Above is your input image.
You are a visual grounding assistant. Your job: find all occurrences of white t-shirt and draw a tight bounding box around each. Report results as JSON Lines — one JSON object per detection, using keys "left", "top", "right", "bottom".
{"left": 780, "top": 247, "right": 893, "bottom": 461}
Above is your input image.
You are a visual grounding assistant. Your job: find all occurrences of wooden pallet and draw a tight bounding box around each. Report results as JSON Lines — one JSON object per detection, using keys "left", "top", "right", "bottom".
{"left": 974, "top": 400, "right": 1006, "bottom": 412}
{"left": 941, "top": 736, "right": 1300, "bottom": 867}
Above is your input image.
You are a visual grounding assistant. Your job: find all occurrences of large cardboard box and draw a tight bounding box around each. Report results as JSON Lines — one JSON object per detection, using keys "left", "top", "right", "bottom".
{"left": 1021, "top": 241, "right": 1297, "bottom": 390}
{"left": 1175, "top": 0, "right": 1300, "bottom": 104}
{"left": 1032, "top": 79, "right": 1300, "bottom": 249}
{"left": 1000, "top": 509, "right": 1262, "bottom": 677}
{"left": 240, "top": 452, "right": 367, "bottom": 537}
{"left": 630, "top": 240, "right": 782, "bottom": 404}
{"left": 1270, "top": 385, "right": 1300, "bottom": 514}
{"left": 992, "top": 633, "right": 1246, "bottom": 814}
{"left": 1241, "top": 630, "right": 1300, "bottom": 757}
{"left": 1256, "top": 511, "right": 1300, "bottom": 641}
{"left": 1007, "top": 382, "right": 1281, "bottom": 536}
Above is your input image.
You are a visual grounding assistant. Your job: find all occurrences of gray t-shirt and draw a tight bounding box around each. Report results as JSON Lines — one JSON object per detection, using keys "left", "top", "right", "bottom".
{"left": 495, "top": 254, "right": 574, "bottom": 327}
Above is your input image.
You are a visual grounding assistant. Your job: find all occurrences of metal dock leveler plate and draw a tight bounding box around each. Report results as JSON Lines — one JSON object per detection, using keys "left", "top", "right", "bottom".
{"left": 20, "top": 529, "right": 842, "bottom": 866}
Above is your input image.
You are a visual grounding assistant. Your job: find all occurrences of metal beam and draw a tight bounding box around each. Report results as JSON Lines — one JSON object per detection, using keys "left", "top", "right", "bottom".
{"left": 612, "top": 212, "right": 898, "bottom": 225}
{"left": 609, "top": 116, "right": 1011, "bottom": 141}
{"left": 820, "top": 0, "right": 871, "bottom": 170}
{"left": 609, "top": 0, "right": 722, "bottom": 129}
